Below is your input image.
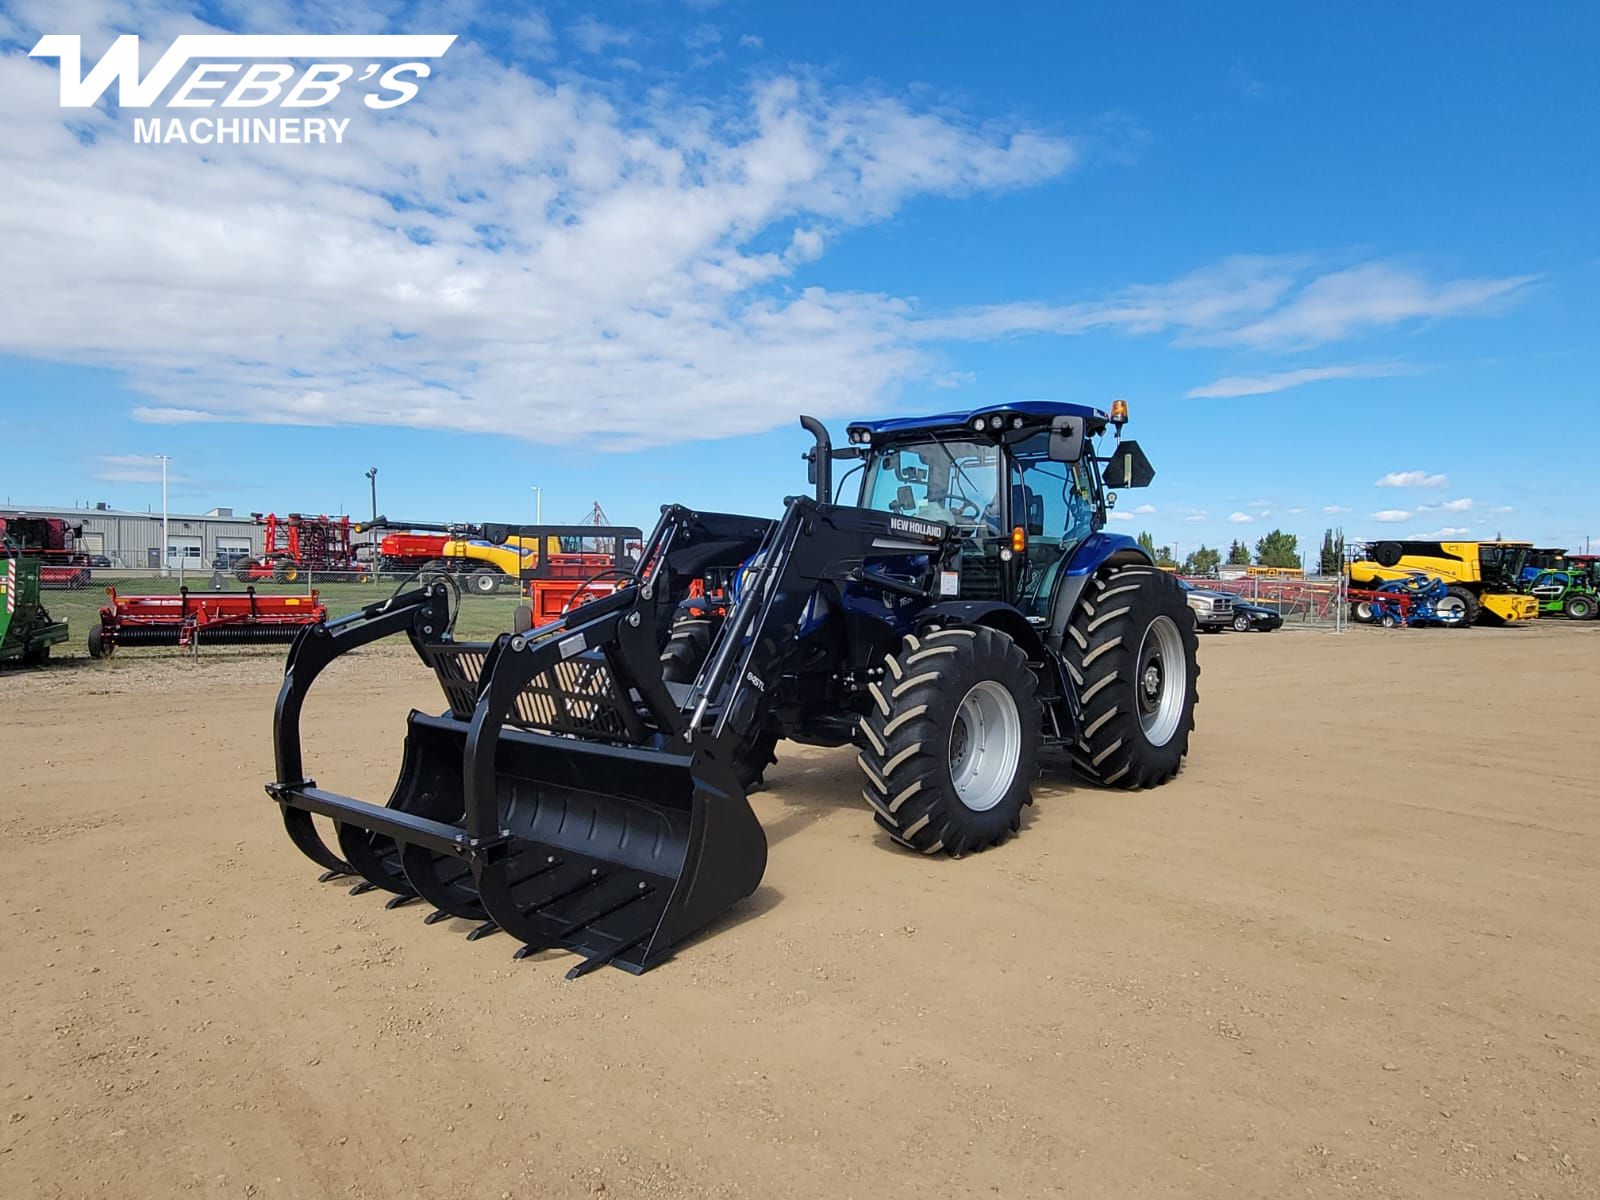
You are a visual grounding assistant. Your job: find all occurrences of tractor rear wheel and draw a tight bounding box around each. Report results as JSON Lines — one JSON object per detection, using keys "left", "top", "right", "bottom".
{"left": 1444, "top": 585, "right": 1479, "bottom": 627}
{"left": 1564, "top": 593, "right": 1598, "bottom": 620}
{"left": 1351, "top": 600, "right": 1374, "bottom": 623}
{"left": 659, "top": 614, "right": 779, "bottom": 790}
{"left": 467, "top": 567, "right": 501, "bottom": 595}
{"left": 858, "top": 625, "right": 1041, "bottom": 855}
{"left": 1064, "top": 565, "right": 1198, "bottom": 788}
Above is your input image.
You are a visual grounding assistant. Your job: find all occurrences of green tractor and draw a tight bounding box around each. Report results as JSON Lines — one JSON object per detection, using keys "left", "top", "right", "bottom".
{"left": 1524, "top": 564, "right": 1599, "bottom": 620}
{"left": 0, "top": 536, "right": 70, "bottom": 666}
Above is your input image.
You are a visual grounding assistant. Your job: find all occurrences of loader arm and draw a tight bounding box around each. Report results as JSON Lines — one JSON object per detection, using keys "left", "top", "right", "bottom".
{"left": 682, "top": 494, "right": 950, "bottom": 761}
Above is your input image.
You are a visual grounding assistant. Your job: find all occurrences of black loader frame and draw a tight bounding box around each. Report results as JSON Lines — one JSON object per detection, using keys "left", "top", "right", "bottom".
{"left": 269, "top": 405, "right": 1198, "bottom": 977}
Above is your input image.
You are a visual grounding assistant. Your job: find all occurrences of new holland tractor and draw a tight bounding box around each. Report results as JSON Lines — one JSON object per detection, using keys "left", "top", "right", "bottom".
{"left": 266, "top": 401, "right": 1199, "bottom": 977}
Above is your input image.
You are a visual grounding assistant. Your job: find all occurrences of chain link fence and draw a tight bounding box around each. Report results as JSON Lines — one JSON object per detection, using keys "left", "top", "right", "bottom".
{"left": 36, "top": 561, "right": 1355, "bottom": 661}
{"left": 1177, "top": 573, "right": 1350, "bottom": 630}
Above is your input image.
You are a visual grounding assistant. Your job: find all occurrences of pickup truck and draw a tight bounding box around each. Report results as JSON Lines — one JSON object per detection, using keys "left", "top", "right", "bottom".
{"left": 1176, "top": 578, "right": 1236, "bottom": 631}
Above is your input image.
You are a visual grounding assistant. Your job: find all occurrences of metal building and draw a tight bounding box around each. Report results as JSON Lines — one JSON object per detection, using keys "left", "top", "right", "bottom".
{"left": 0, "top": 504, "right": 264, "bottom": 569}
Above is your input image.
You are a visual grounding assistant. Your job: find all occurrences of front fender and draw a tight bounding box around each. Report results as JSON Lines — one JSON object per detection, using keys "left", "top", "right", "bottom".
{"left": 918, "top": 601, "right": 1046, "bottom": 661}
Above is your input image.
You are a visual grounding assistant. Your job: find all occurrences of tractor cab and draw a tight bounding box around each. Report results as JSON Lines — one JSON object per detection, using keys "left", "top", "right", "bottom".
{"left": 838, "top": 401, "right": 1153, "bottom": 615}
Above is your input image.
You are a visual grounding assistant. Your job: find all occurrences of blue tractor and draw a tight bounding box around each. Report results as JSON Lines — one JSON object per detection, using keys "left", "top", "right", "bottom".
{"left": 267, "top": 401, "right": 1200, "bottom": 976}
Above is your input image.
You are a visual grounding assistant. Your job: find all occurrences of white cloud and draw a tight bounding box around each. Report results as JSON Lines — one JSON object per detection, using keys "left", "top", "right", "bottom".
{"left": 921, "top": 255, "right": 1533, "bottom": 351}
{"left": 1371, "top": 509, "right": 1412, "bottom": 523}
{"left": 94, "top": 454, "right": 190, "bottom": 484}
{"left": 1227, "top": 512, "right": 1254, "bottom": 524}
{"left": 739, "top": 34, "right": 764, "bottom": 49}
{"left": 0, "top": 3, "right": 1078, "bottom": 447}
{"left": 0, "top": 3, "right": 1539, "bottom": 451}
{"left": 1490, "top": 505, "right": 1515, "bottom": 513}
{"left": 1322, "top": 504, "right": 1352, "bottom": 514}
{"left": 1108, "top": 510, "right": 1135, "bottom": 522}
{"left": 1417, "top": 497, "right": 1474, "bottom": 513}
{"left": 1287, "top": 506, "right": 1305, "bottom": 514}
{"left": 1133, "top": 503, "right": 1156, "bottom": 515}
{"left": 1375, "top": 471, "right": 1449, "bottom": 489}
{"left": 570, "top": 17, "right": 634, "bottom": 53}
{"left": 1184, "top": 362, "right": 1416, "bottom": 399}
{"left": 1184, "top": 511, "right": 1207, "bottom": 523}
{"left": 685, "top": 24, "right": 722, "bottom": 51}
{"left": 1408, "top": 526, "right": 1471, "bottom": 538}
{"left": 1220, "top": 262, "right": 1535, "bottom": 348}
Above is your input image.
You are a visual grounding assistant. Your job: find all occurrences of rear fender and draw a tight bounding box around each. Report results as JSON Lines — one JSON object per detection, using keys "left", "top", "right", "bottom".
{"left": 1045, "top": 534, "right": 1154, "bottom": 649}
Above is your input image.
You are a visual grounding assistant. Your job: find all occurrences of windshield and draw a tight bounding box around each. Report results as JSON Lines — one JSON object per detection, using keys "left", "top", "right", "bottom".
{"left": 861, "top": 439, "right": 1002, "bottom": 529}
{"left": 1480, "top": 543, "right": 1529, "bottom": 582}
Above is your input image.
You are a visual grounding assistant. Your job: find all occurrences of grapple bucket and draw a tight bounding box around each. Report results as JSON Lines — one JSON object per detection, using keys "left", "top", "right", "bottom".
{"left": 267, "top": 508, "right": 776, "bottom": 976}
{"left": 392, "top": 712, "right": 763, "bottom": 973}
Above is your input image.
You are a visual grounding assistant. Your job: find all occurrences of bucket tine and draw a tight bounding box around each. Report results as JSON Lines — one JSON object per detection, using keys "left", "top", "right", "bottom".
{"left": 282, "top": 807, "right": 351, "bottom": 877}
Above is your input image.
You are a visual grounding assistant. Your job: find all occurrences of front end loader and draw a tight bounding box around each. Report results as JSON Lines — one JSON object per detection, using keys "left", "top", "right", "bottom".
{"left": 266, "top": 401, "right": 1199, "bottom": 976}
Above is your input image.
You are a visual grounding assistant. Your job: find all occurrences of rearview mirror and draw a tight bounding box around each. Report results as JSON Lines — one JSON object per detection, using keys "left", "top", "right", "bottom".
{"left": 1048, "top": 416, "right": 1085, "bottom": 462}
{"left": 1100, "top": 439, "right": 1155, "bottom": 488}
{"left": 896, "top": 485, "right": 916, "bottom": 513}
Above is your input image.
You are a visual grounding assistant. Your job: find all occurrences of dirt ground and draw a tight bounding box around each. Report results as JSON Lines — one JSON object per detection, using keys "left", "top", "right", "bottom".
{"left": 2, "top": 623, "right": 1596, "bottom": 1200}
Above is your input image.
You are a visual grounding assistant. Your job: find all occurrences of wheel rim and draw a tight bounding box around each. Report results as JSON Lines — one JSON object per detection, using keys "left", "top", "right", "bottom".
{"left": 947, "top": 680, "right": 1022, "bottom": 812}
{"left": 1233, "top": 614, "right": 1249, "bottom": 631}
{"left": 1355, "top": 601, "right": 1373, "bottom": 621}
{"left": 1135, "top": 615, "right": 1186, "bottom": 747}
{"left": 1436, "top": 596, "right": 1466, "bottom": 622}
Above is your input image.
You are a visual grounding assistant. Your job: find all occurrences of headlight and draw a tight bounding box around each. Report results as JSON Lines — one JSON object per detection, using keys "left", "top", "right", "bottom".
{"left": 971, "top": 417, "right": 985, "bottom": 431}
{"left": 989, "top": 415, "right": 1004, "bottom": 429}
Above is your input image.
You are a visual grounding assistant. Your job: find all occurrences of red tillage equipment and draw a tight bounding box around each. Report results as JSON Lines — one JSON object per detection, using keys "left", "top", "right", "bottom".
{"left": 88, "top": 586, "right": 327, "bottom": 657}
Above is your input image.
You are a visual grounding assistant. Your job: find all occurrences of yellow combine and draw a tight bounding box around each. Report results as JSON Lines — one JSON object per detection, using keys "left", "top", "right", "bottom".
{"left": 1348, "top": 540, "right": 1539, "bottom": 624}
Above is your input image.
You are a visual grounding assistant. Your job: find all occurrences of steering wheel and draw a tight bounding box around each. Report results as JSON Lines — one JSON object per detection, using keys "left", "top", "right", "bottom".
{"left": 944, "top": 496, "right": 982, "bottom": 521}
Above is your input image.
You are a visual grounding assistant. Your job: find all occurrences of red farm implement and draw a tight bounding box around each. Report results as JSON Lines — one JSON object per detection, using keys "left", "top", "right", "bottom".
{"left": 88, "top": 586, "right": 327, "bottom": 657}
{"left": 0, "top": 515, "right": 92, "bottom": 589}
{"left": 236, "top": 513, "right": 361, "bottom": 583}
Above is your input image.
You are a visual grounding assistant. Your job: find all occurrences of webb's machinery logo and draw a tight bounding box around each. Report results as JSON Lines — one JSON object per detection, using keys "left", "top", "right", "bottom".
{"left": 29, "top": 34, "right": 456, "bottom": 144}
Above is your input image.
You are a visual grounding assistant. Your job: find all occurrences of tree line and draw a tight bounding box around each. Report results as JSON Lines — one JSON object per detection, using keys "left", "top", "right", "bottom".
{"left": 1136, "top": 527, "right": 1346, "bottom": 576}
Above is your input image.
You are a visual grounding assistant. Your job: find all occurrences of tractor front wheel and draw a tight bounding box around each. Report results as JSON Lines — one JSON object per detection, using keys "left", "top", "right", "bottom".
{"left": 467, "top": 568, "right": 502, "bottom": 595}
{"left": 858, "top": 624, "right": 1041, "bottom": 855}
{"left": 1564, "top": 593, "right": 1598, "bottom": 620}
{"left": 87, "top": 626, "right": 106, "bottom": 659}
{"left": 1064, "top": 565, "right": 1199, "bottom": 788}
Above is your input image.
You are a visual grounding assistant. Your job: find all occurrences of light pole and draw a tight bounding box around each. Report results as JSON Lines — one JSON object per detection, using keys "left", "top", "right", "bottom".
{"left": 157, "top": 454, "right": 170, "bottom": 575}
{"left": 530, "top": 485, "right": 542, "bottom": 524}
{"left": 365, "top": 467, "right": 378, "bottom": 525}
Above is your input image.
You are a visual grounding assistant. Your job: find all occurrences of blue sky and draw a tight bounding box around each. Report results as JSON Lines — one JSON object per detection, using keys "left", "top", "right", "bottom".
{"left": 2, "top": 1, "right": 1595, "bottom": 557}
